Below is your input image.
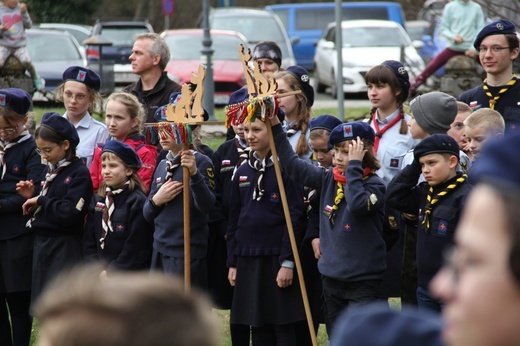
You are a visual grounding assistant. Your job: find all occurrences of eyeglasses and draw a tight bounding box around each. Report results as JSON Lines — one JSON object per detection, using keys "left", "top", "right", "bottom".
{"left": 477, "top": 46, "right": 511, "bottom": 54}
{"left": 63, "top": 91, "right": 87, "bottom": 101}
{"left": 36, "top": 144, "right": 60, "bottom": 156}
{"left": 0, "top": 122, "right": 23, "bottom": 134}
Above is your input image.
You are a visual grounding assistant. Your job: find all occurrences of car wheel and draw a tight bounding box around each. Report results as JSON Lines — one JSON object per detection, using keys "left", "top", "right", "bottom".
{"left": 330, "top": 70, "right": 338, "bottom": 99}
{"left": 312, "top": 65, "right": 326, "bottom": 93}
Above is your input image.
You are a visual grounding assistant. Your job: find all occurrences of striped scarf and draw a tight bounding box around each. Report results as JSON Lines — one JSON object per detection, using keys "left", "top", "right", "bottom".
{"left": 100, "top": 181, "right": 129, "bottom": 250}
{"left": 248, "top": 151, "right": 273, "bottom": 201}
{"left": 422, "top": 174, "right": 467, "bottom": 230}
{"left": 283, "top": 120, "right": 300, "bottom": 138}
{"left": 26, "top": 160, "right": 72, "bottom": 228}
{"left": 483, "top": 74, "right": 517, "bottom": 109}
{"left": 165, "top": 154, "right": 181, "bottom": 181}
{"left": 0, "top": 131, "right": 31, "bottom": 180}
{"left": 231, "top": 136, "right": 250, "bottom": 181}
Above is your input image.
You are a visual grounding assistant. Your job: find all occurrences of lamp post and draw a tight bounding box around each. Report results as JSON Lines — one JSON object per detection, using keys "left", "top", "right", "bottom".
{"left": 201, "top": 0, "right": 216, "bottom": 120}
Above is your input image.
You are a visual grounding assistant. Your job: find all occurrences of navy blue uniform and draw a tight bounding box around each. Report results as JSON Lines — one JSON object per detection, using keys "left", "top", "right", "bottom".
{"left": 31, "top": 158, "right": 93, "bottom": 303}
{"left": 84, "top": 189, "right": 153, "bottom": 272}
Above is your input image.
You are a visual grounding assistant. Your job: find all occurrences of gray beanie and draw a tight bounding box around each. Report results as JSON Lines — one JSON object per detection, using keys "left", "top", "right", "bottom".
{"left": 410, "top": 92, "right": 457, "bottom": 134}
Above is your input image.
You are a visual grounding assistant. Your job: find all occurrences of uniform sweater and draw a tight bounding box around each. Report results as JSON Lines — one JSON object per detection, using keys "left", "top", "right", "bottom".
{"left": 122, "top": 72, "right": 182, "bottom": 123}
{"left": 83, "top": 189, "right": 153, "bottom": 272}
{"left": 386, "top": 163, "right": 472, "bottom": 288}
{"left": 459, "top": 81, "right": 520, "bottom": 134}
{"left": 0, "top": 3, "right": 31, "bottom": 48}
{"left": 143, "top": 151, "right": 215, "bottom": 258}
{"left": 273, "top": 124, "right": 387, "bottom": 282}
{"left": 226, "top": 157, "right": 305, "bottom": 268}
{"left": 0, "top": 136, "right": 45, "bottom": 240}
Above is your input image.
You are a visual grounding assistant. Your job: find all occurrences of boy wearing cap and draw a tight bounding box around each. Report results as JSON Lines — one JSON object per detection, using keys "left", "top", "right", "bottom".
{"left": 58, "top": 66, "right": 109, "bottom": 168}
{"left": 463, "top": 108, "right": 504, "bottom": 161}
{"left": 386, "top": 134, "right": 472, "bottom": 312}
{"left": 84, "top": 140, "right": 153, "bottom": 276}
{"left": 458, "top": 19, "right": 520, "bottom": 134}
{"left": 123, "top": 33, "right": 181, "bottom": 124}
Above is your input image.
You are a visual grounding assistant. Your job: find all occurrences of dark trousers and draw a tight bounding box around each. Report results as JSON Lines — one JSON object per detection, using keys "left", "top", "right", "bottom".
{"left": 410, "top": 47, "right": 464, "bottom": 92}
{"left": 321, "top": 276, "right": 381, "bottom": 336}
{"left": 251, "top": 323, "right": 297, "bottom": 346}
{"left": 0, "top": 292, "right": 32, "bottom": 346}
{"left": 401, "top": 221, "right": 418, "bottom": 306}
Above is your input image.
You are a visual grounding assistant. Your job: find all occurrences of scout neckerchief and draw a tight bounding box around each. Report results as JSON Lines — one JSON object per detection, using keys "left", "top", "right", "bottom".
{"left": 482, "top": 74, "right": 517, "bottom": 109}
{"left": 0, "top": 130, "right": 31, "bottom": 180}
{"left": 26, "top": 159, "right": 72, "bottom": 228}
{"left": 248, "top": 150, "right": 273, "bottom": 201}
{"left": 165, "top": 153, "right": 181, "bottom": 181}
{"left": 283, "top": 120, "right": 300, "bottom": 138}
{"left": 329, "top": 166, "right": 373, "bottom": 224}
{"left": 422, "top": 173, "right": 467, "bottom": 231}
{"left": 100, "top": 181, "right": 130, "bottom": 249}
{"left": 371, "top": 110, "right": 403, "bottom": 153}
{"left": 231, "top": 135, "right": 250, "bottom": 181}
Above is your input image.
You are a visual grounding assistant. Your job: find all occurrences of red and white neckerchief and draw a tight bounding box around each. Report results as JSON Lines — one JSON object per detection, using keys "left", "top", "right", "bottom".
{"left": 372, "top": 110, "right": 404, "bottom": 153}
{"left": 231, "top": 135, "right": 250, "bottom": 181}
{"left": 26, "top": 160, "right": 72, "bottom": 228}
{"left": 0, "top": 130, "right": 31, "bottom": 180}
{"left": 100, "top": 181, "right": 129, "bottom": 250}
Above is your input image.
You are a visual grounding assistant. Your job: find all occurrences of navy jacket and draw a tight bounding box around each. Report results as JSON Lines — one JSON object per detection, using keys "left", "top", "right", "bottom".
{"left": 386, "top": 163, "right": 472, "bottom": 288}
{"left": 84, "top": 189, "right": 153, "bottom": 272}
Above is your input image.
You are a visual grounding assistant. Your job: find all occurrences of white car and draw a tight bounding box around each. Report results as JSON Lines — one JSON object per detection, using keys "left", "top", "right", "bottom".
{"left": 313, "top": 20, "right": 425, "bottom": 98}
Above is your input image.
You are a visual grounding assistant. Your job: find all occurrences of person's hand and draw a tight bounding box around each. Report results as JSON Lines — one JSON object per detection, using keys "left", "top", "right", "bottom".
{"left": 19, "top": 3, "right": 27, "bottom": 13}
{"left": 276, "top": 266, "right": 294, "bottom": 288}
{"left": 269, "top": 111, "right": 280, "bottom": 126}
{"left": 152, "top": 180, "right": 183, "bottom": 206}
{"left": 311, "top": 238, "right": 322, "bottom": 259}
{"left": 22, "top": 197, "right": 39, "bottom": 216}
{"left": 465, "top": 49, "right": 477, "bottom": 59}
{"left": 348, "top": 136, "right": 367, "bottom": 162}
{"left": 16, "top": 180, "right": 35, "bottom": 199}
{"left": 180, "top": 150, "right": 197, "bottom": 176}
{"left": 228, "top": 267, "right": 237, "bottom": 286}
{"left": 1, "top": 23, "right": 8, "bottom": 31}
{"left": 454, "top": 34, "right": 464, "bottom": 44}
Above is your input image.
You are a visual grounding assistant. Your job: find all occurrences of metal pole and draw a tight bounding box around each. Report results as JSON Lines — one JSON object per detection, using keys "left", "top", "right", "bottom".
{"left": 335, "top": 0, "right": 344, "bottom": 120}
{"left": 202, "top": 0, "right": 216, "bottom": 120}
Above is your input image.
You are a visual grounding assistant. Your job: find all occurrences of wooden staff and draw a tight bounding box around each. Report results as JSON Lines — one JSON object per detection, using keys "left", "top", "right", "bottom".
{"left": 182, "top": 141, "right": 191, "bottom": 294}
{"left": 265, "top": 120, "right": 318, "bottom": 346}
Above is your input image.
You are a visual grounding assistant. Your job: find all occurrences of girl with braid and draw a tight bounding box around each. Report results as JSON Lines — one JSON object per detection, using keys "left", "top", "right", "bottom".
{"left": 83, "top": 140, "right": 153, "bottom": 277}
{"left": 270, "top": 116, "right": 386, "bottom": 336}
{"left": 274, "top": 66, "right": 313, "bottom": 162}
{"left": 386, "top": 134, "right": 472, "bottom": 313}
{"left": 17, "top": 112, "right": 93, "bottom": 303}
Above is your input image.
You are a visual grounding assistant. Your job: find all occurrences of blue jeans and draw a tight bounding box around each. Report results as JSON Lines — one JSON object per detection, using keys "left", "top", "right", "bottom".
{"left": 417, "top": 286, "right": 443, "bottom": 313}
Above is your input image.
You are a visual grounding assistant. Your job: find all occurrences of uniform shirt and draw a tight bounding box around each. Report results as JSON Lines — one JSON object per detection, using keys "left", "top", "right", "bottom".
{"left": 459, "top": 81, "right": 520, "bottom": 134}
{"left": 282, "top": 119, "right": 312, "bottom": 162}
{"left": 64, "top": 112, "right": 109, "bottom": 168}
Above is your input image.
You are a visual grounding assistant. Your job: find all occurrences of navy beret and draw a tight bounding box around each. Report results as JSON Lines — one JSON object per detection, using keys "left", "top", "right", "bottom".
{"left": 309, "top": 114, "right": 342, "bottom": 132}
{"left": 473, "top": 19, "right": 517, "bottom": 49}
{"left": 62, "top": 66, "right": 101, "bottom": 91}
{"left": 153, "top": 92, "right": 209, "bottom": 122}
{"left": 285, "top": 66, "right": 314, "bottom": 107}
{"left": 0, "top": 88, "right": 31, "bottom": 115}
{"left": 102, "top": 140, "right": 142, "bottom": 170}
{"left": 328, "top": 121, "right": 376, "bottom": 148}
{"left": 331, "top": 302, "right": 443, "bottom": 346}
{"left": 470, "top": 133, "right": 520, "bottom": 193}
{"left": 253, "top": 41, "right": 282, "bottom": 67}
{"left": 382, "top": 60, "right": 410, "bottom": 101}
{"left": 41, "top": 112, "right": 80, "bottom": 148}
{"left": 414, "top": 134, "right": 459, "bottom": 162}
{"left": 228, "top": 87, "right": 249, "bottom": 106}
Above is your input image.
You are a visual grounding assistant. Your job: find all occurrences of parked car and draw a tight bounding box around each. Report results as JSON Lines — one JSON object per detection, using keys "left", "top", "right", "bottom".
{"left": 207, "top": 7, "right": 296, "bottom": 68}
{"left": 87, "top": 20, "right": 154, "bottom": 85}
{"left": 313, "top": 20, "right": 425, "bottom": 98}
{"left": 161, "top": 29, "right": 248, "bottom": 105}
{"left": 37, "top": 23, "right": 92, "bottom": 47}
{"left": 26, "top": 28, "right": 87, "bottom": 100}
{"left": 266, "top": 2, "right": 407, "bottom": 70}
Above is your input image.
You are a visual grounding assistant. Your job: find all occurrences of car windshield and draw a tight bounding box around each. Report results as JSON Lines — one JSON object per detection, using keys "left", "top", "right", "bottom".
{"left": 26, "top": 33, "right": 82, "bottom": 62}
{"left": 211, "top": 16, "right": 285, "bottom": 43}
{"left": 343, "top": 26, "right": 408, "bottom": 47}
{"left": 165, "top": 34, "right": 244, "bottom": 60}
{"left": 100, "top": 27, "right": 149, "bottom": 46}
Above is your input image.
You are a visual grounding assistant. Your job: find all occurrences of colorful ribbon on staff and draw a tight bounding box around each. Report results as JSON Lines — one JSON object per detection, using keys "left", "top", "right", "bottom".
{"left": 144, "top": 122, "right": 192, "bottom": 146}
{"left": 225, "top": 94, "right": 279, "bottom": 128}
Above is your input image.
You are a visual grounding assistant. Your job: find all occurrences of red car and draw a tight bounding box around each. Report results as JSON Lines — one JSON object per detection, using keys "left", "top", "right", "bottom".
{"left": 161, "top": 29, "right": 248, "bottom": 105}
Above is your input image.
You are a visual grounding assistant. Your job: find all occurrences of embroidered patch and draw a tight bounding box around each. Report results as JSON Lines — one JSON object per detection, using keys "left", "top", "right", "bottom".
{"left": 239, "top": 182, "right": 250, "bottom": 188}
{"left": 323, "top": 205, "right": 333, "bottom": 218}
{"left": 239, "top": 176, "right": 248, "bottom": 181}
{"left": 64, "top": 176, "right": 72, "bottom": 185}
{"left": 390, "top": 158, "right": 400, "bottom": 168}
{"left": 437, "top": 220, "right": 448, "bottom": 235}
{"left": 156, "top": 177, "right": 162, "bottom": 184}
{"left": 0, "top": 94, "right": 5, "bottom": 107}
{"left": 270, "top": 192, "right": 279, "bottom": 202}
{"left": 76, "top": 70, "right": 87, "bottom": 82}
{"left": 388, "top": 216, "right": 398, "bottom": 230}
{"left": 369, "top": 193, "right": 378, "bottom": 205}
{"left": 343, "top": 124, "right": 353, "bottom": 139}
{"left": 222, "top": 160, "right": 231, "bottom": 165}
{"left": 76, "top": 198, "right": 85, "bottom": 211}
{"left": 11, "top": 164, "right": 21, "bottom": 175}
{"left": 95, "top": 202, "right": 105, "bottom": 211}
{"left": 343, "top": 223, "right": 352, "bottom": 232}
{"left": 206, "top": 167, "right": 214, "bottom": 178}
{"left": 115, "top": 223, "right": 125, "bottom": 232}
{"left": 469, "top": 101, "right": 478, "bottom": 107}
